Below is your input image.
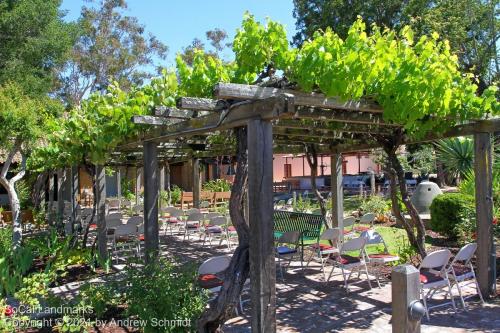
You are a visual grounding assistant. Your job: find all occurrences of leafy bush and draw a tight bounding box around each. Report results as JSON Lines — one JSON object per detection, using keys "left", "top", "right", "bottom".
{"left": 293, "top": 195, "right": 314, "bottom": 213}
{"left": 429, "top": 193, "right": 475, "bottom": 238}
{"left": 202, "top": 179, "right": 231, "bottom": 192}
{"left": 124, "top": 259, "right": 207, "bottom": 332}
{"left": 76, "top": 282, "right": 122, "bottom": 319}
{"left": 0, "top": 228, "right": 33, "bottom": 297}
{"left": 360, "top": 195, "right": 390, "bottom": 216}
{"left": 170, "top": 185, "right": 182, "bottom": 205}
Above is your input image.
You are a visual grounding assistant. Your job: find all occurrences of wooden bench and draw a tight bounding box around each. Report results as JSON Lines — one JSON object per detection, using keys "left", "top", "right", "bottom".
{"left": 273, "top": 210, "right": 324, "bottom": 260}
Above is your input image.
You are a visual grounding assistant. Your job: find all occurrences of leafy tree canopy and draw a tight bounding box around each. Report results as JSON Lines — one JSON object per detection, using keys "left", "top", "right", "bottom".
{"left": 58, "top": 0, "right": 168, "bottom": 107}
{"left": 0, "top": 0, "right": 78, "bottom": 96}
{"left": 292, "top": 0, "right": 499, "bottom": 91}
{"left": 36, "top": 14, "right": 499, "bottom": 170}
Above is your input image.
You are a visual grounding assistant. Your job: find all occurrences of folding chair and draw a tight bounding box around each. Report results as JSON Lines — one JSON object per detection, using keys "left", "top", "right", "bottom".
{"left": 447, "top": 243, "right": 485, "bottom": 309}
{"left": 160, "top": 207, "right": 183, "bottom": 235}
{"left": 342, "top": 216, "right": 356, "bottom": 239}
{"left": 126, "top": 215, "right": 143, "bottom": 227}
{"left": 354, "top": 213, "right": 376, "bottom": 233}
{"left": 327, "top": 237, "right": 372, "bottom": 291}
{"left": 202, "top": 216, "right": 227, "bottom": 246}
{"left": 305, "top": 228, "right": 340, "bottom": 280}
{"left": 360, "top": 230, "right": 399, "bottom": 287}
{"left": 112, "top": 224, "right": 140, "bottom": 269}
{"left": 275, "top": 231, "right": 301, "bottom": 280}
{"left": 419, "top": 249, "right": 456, "bottom": 320}
{"left": 183, "top": 212, "right": 203, "bottom": 241}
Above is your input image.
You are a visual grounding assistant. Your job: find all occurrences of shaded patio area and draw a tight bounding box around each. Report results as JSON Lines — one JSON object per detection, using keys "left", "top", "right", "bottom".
{"left": 157, "top": 231, "right": 500, "bottom": 333}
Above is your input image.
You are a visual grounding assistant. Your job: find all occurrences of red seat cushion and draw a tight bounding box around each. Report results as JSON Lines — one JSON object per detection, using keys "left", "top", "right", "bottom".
{"left": 186, "top": 223, "right": 199, "bottom": 229}
{"left": 338, "top": 255, "right": 361, "bottom": 265}
{"left": 419, "top": 270, "right": 444, "bottom": 284}
{"left": 138, "top": 234, "right": 144, "bottom": 241}
{"left": 227, "top": 226, "right": 236, "bottom": 232}
{"left": 342, "top": 230, "right": 352, "bottom": 235}
{"left": 368, "top": 253, "right": 396, "bottom": 259}
{"left": 89, "top": 223, "right": 97, "bottom": 230}
{"left": 354, "top": 226, "right": 371, "bottom": 232}
{"left": 198, "top": 274, "right": 223, "bottom": 289}
{"left": 167, "top": 217, "right": 178, "bottom": 223}
{"left": 310, "top": 244, "right": 334, "bottom": 251}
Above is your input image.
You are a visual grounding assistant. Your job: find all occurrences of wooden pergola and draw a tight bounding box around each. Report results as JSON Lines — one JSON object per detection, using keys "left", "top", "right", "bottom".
{"left": 117, "top": 82, "right": 498, "bottom": 333}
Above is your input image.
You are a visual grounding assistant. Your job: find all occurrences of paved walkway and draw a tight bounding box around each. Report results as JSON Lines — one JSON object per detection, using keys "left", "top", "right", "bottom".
{"left": 160, "top": 232, "right": 500, "bottom": 333}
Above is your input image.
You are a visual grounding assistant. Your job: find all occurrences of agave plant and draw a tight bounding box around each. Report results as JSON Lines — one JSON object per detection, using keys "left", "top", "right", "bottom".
{"left": 435, "top": 137, "right": 474, "bottom": 183}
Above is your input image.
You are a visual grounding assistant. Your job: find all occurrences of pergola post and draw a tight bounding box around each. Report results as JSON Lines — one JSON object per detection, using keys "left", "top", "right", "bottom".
{"left": 57, "top": 169, "right": 65, "bottom": 225}
{"left": 48, "top": 171, "right": 54, "bottom": 225}
{"left": 71, "top": 166, "right": 79, "bottom": 233}
{"left": 96, "top": 165, "right": 107, "bottom": 260}
{"left": 247, "top": 119, "right": 276, "bottom": 333}
{"left": 165, "top": 161, "right": 171, "bottom": 206}
{"left": 193, "top": 158, "right": 201, "bottom": 209}
{"left": 116, "top": 167, "right": 122, "bottom": 205}
{"left": 474, "top": 132, "right": 496, "bottom": 297}
{"left": 331, "top": 154, "right": 343, "bottom": 232}
{"left": 159, "top": 163, "right": 166, "bottom": 210}
{"left": 135, "top": 166, "right": 142, "bottom": 206}
{"left": 143, "top": 142, "right": 159, "bottom": 260}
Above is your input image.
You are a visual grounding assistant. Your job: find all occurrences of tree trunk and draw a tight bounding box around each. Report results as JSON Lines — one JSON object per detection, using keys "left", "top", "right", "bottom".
{"left": 379, "top": 135, "right": 427, "bottom": 258}
{"left": 198, "top": 127, "right": 250, "bottom": 333}
{"left": 0, "top": 144, "right": 27, "bottom": 248}
{"left": 304, "top": 144, "right": 328, "bottom": 222}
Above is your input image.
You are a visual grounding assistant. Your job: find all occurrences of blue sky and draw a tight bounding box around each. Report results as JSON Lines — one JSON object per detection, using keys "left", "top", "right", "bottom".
{"left": 61, "top": 0, "right": 297, "bottom": 68}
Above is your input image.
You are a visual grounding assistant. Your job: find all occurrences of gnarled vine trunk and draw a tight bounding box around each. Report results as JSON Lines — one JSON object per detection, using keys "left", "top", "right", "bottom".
{"left": 378, "top": 134, "right": 427, "bottom": 258}
{"left": 81, "top": 163, "right": 97, "bottom": 249}
{"left": 0, "top": 140, "right": 27, "bottom": 248}
{"left": 198, "top": 127, "right": 250, "bottom": 333}
{"left": 304, "top": 144, "right": 328, "bottom": 223}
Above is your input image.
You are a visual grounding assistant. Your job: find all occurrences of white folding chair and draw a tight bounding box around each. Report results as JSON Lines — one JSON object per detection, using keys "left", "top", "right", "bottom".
{"left": 306, "top": 228, "right": 340, "bottom": 280}
{"left": 360, "top": 230, "right": 399, "bottom": 287}
{"left": 447, "top": 243, "right": 484, "bottom": 309}
{"left": 327, "top": 237, "right": 372, "bottom": 291}
{"left": 161, "top": 208, "right": 183, "bottom": 235}
{"left": 354, "top": 213, "right": 376, "bottom": 233}
{"left": 186, "top": 208, "right": 200, "bottom": 215}
{"left": 419, "top": 249, "right": 456, "bottom": 319}
{"left": 126, "top": 215, "right": 143, "bottom": 227}
{"left": 112, "top": 223, "right": 140, "bottom": 267}
{"left": 275, "top": 231, "right": 301, "bottom": 280}
{"left": 183, "top": 212, "right": 203, "bottom": 240}
{"left": 342, "top": 216, "right": 356, "bottom": 239}
{"left": 202, "top": 216, "right": 227, "bottom": 246}
{"left": 197, "top": 255, "right": 245, "bottom": 314}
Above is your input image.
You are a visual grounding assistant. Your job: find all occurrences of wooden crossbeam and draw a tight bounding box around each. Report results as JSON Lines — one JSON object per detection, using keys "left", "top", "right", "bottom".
{"left": 273, "top": 119, "right": 395, "bottom": 135}
{"left": 132, "top": 115, "right": 187, "bottom": 126}
{"left": 127, "top": 94, "right": 295, "bottom": 146}
{"left": 154, "top": 106, "right": 194, "bottom": 119}
{"left": 176, "top": 97, "right": 224, "bottom": 111}
{"left": 214, "top": 82, "right": 383, "bottom": 113}
{"left": 293, "top": 107, "right": 398, "bottom": 126}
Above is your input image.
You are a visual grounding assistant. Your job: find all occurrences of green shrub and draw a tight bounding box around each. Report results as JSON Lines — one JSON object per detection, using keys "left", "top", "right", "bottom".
{"left": 360, "top": 195, "right": 390, "bottom": 216}
{"left": 124, "top": 259, "right": 207, "bottom": 332}
{"left": 202, "top": 179, "right": 232, "bottom": 192}
{"left": 0, "top": 228, "right": 33, "bottom": 297}
{"left": 429, "top": 193, "right": 475, "bottom": 238}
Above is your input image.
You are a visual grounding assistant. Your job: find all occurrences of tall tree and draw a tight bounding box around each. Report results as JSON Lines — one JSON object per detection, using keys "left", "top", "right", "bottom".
{"left": 0, "top": 0, "right": 77, "bottom": 96}
{"left": 59, "top": 0, "right": 168, "bottom": 107}
{"left": 292, "top": 0, "right": 499, "bottom": 91}
{"left": 0, "top": 84, "right": 61, "bottom": 247}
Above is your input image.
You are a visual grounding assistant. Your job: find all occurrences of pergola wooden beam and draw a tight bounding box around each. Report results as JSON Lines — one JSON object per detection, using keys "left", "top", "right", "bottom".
{"left": 293, "top": 107, "right": 398, "bottom": 126}
{"left": 127, "top": 95, "right": 295, "bottom": 146}
{"left": 214, "top": 82, "right": 383, "bottom": 113}
{"left": 273, "top": 119, "right": 395, "bottom": 135}
{"left": 176, "top": 97, "right": 224, "bottom": 111}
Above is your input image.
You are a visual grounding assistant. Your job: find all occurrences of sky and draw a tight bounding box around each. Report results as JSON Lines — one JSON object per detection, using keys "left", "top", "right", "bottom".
{"left": 61, "top": 0, "right": 297, "bottom": 68}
